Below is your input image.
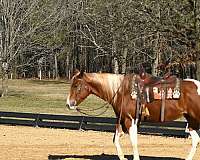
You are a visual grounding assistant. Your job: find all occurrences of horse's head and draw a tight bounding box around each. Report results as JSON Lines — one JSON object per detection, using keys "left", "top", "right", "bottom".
{"left": 66, "top": 70, "right": 91, "bottom": 110}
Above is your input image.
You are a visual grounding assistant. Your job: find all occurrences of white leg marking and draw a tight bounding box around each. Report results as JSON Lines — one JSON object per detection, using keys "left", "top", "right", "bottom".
{"left": 185, "top": 123, "right": 190, "bottom": 133}
{"left": 129, "top": 119, "right": 140, "bottom": 160}
{"left": 184, "top": 79, "right": 200, "bottom": 95}
{"left": 113, "top": 129, "right": 126, "bottom": 160}
{"left": 186, "top": 130, "right": 200, "bottom": 160}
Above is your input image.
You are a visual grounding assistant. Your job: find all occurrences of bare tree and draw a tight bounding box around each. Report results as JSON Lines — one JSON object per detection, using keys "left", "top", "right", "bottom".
{"left": 0, "top": 0, "right": 67, "bottom": 95}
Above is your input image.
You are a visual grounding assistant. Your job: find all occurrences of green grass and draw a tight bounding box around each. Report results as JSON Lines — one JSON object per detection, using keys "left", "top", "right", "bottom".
{"left": 0, "top": 79, "right": 115, "bottom": 117}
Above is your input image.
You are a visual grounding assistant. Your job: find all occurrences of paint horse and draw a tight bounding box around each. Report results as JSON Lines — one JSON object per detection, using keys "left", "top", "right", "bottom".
{"left": 66, "top": 70, "right": 200, "bottom": 160}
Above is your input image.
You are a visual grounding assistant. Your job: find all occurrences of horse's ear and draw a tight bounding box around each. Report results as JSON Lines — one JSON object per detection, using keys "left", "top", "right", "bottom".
{"left": 73, "top": 69, "right": 80, "bottom": 76}
{"left": 79, "top": 69, "right": 85, "bottom": 77}
{"left": 70, "top": 69, "right": 81, "bottom": 80}
{"left": 72, "top": 69, "right": 85, "bottom": 79}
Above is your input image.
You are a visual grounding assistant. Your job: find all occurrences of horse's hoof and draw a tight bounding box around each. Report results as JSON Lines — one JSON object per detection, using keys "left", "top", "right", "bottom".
{"left": 120, "top": 157, "right": 127, "bottom": 160}
{"left": 133, "top": 157, "right": 140, "bottom": 160}
{"left": 119, "top": 156, "right": 127, "bottom": 160}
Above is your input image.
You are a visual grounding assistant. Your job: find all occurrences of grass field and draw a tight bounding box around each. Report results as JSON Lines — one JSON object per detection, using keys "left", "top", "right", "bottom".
{"left": 0, "top": 79, "right": 115, "bottom": 117}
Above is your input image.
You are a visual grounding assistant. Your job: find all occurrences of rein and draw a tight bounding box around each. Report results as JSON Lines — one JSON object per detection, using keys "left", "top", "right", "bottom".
{"left": 76, "top": 104, "right": 110, "bottom": 116}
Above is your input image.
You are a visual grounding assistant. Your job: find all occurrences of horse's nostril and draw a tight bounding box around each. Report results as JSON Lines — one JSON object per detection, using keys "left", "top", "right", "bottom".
{"left": 70, "top": 100, "right": 76, "bottom": 106}
{"left": 66, "top": 100, "right": 77, "bottom": 110}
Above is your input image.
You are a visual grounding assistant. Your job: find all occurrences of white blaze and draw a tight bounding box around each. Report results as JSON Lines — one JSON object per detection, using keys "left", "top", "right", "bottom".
{"left": 66, "top": 94, "right": 76, "bottom": 109}
{"left": 67, "top": 94, "right": 70, "bottom": 106}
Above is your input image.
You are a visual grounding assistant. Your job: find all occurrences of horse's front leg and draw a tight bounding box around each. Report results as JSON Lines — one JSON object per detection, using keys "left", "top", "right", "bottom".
{"left": 186, "top": 130, "right": 200, "bottom": 160}
{"left": 129, "top": 119, "right": 140, "bottom": 160}
{"left": 113, "top": 124, "right": 127, "bottom": 160}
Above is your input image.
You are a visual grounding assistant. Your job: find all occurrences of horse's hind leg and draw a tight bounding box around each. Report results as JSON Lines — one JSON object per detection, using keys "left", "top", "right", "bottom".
{"left": 113, "top": 124, "right": 127, "bottom": 160}
{"left": 186, "top": 130, "right": 200, "bottom": 160}
{"left": 184, "top": 115, "right": 200, "bottom": 160}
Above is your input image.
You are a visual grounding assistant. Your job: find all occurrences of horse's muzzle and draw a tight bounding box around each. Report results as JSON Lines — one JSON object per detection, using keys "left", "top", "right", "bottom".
{"left": 66, "top": 103, "right": 77, "bottom": 110}
{"left": 66, "top": 95, "right": 77, "bottom": 110}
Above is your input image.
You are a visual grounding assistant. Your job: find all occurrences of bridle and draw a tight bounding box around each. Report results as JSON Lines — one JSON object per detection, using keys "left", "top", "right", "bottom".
{"left": 74, "top": 78, "right": 123, "bottom": 117}
{"left": 71, "top": 74, "right": 141, "bottom": 127}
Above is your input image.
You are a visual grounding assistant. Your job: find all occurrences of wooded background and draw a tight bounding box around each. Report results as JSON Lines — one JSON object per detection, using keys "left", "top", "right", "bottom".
{"left": 0, "top": 0, "right": 200, "bottom": 95}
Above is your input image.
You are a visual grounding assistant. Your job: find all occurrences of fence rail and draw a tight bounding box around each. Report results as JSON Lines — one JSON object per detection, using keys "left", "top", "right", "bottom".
{"left": 0, "top": 111, "right": 188, "bottom": 137}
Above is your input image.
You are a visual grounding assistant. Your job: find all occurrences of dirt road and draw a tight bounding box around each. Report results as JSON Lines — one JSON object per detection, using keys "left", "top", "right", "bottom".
{"left": 0, "top": 125, "right": 199, "bottom": 160}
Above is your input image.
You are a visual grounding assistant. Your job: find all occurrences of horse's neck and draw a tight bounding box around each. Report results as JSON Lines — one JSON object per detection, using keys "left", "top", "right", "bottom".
{"left": 87, "top": 73, "right": 124, "bottom": 104}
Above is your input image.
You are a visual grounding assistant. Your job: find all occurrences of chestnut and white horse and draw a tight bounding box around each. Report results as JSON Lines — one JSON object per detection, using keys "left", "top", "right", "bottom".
{"left": 66, "top": 70, "right": 200, "bottom": 160}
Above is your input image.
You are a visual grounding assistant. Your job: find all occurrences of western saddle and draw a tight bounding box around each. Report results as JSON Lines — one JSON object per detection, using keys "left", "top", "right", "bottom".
{"left": 132, "top": 72, "right": 181, "bottom": 122}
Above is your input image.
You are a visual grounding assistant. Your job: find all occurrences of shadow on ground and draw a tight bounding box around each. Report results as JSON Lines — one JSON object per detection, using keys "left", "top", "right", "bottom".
{"left": 48, "top": 153, "right": 183, "bottom": 160}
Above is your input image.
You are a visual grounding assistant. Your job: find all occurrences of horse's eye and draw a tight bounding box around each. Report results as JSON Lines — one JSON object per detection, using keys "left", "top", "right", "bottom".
{"left": 73, "top": 84, "right": 78, "bottom": 88}
{"left": 73, "top": 84, "right": 81, "bottom": 92}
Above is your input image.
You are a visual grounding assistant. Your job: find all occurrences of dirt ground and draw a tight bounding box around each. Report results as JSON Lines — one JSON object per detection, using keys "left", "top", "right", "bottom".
{"left": 0, "top": 125, "right": 199, "bottom": 160}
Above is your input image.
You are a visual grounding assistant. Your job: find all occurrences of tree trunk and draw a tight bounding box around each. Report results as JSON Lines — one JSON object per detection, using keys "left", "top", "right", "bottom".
{"left": 1, "top": 62, "right": 8, "bottom": 97}
{"left": 54, "top": 53, "right": 58, "bottom": 79}
{"left": 121, "top": 47, "right": 128, "bottom": 74}
{"left": 2, "top": 72, "right": 8, "bottom": 97}
{"left": 193, "top": 0, "right": 200, "bottom": 80}
{"left": 122, "top": 35, "right": 128, "bottom": 74}
{"left": 152, "top": 3, "right": 161, "bottom": 76}
{"left": 39, "top": 67, "right": 42, "bottom": 80}
{"left": 113, "top": 56, "right": 119, "bottom": 74}
{"left": 152, "top": 52, "right": 160, "bottom": 76}
{"left": 48, "top": 70, "right": 51, "bottom": 79}
{"left": 152, "top": 32, "right": 160, "bottom": 76}
{"left": 196, "top": 57, "right": 200, "bottom": 81}
{"left": 112, "top": 39, "right": 119, "bottom": 74}
{"left": 66, "top": 53, "right": 70, "bottom": 79}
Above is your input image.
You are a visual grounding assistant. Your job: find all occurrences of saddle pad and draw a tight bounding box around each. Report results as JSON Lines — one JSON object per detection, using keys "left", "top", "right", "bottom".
{"left": 151, "top": 87, "right": 180, "bottom": 100}
{"left": 144, "top": 78, "right": 181, "bottom": 102}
